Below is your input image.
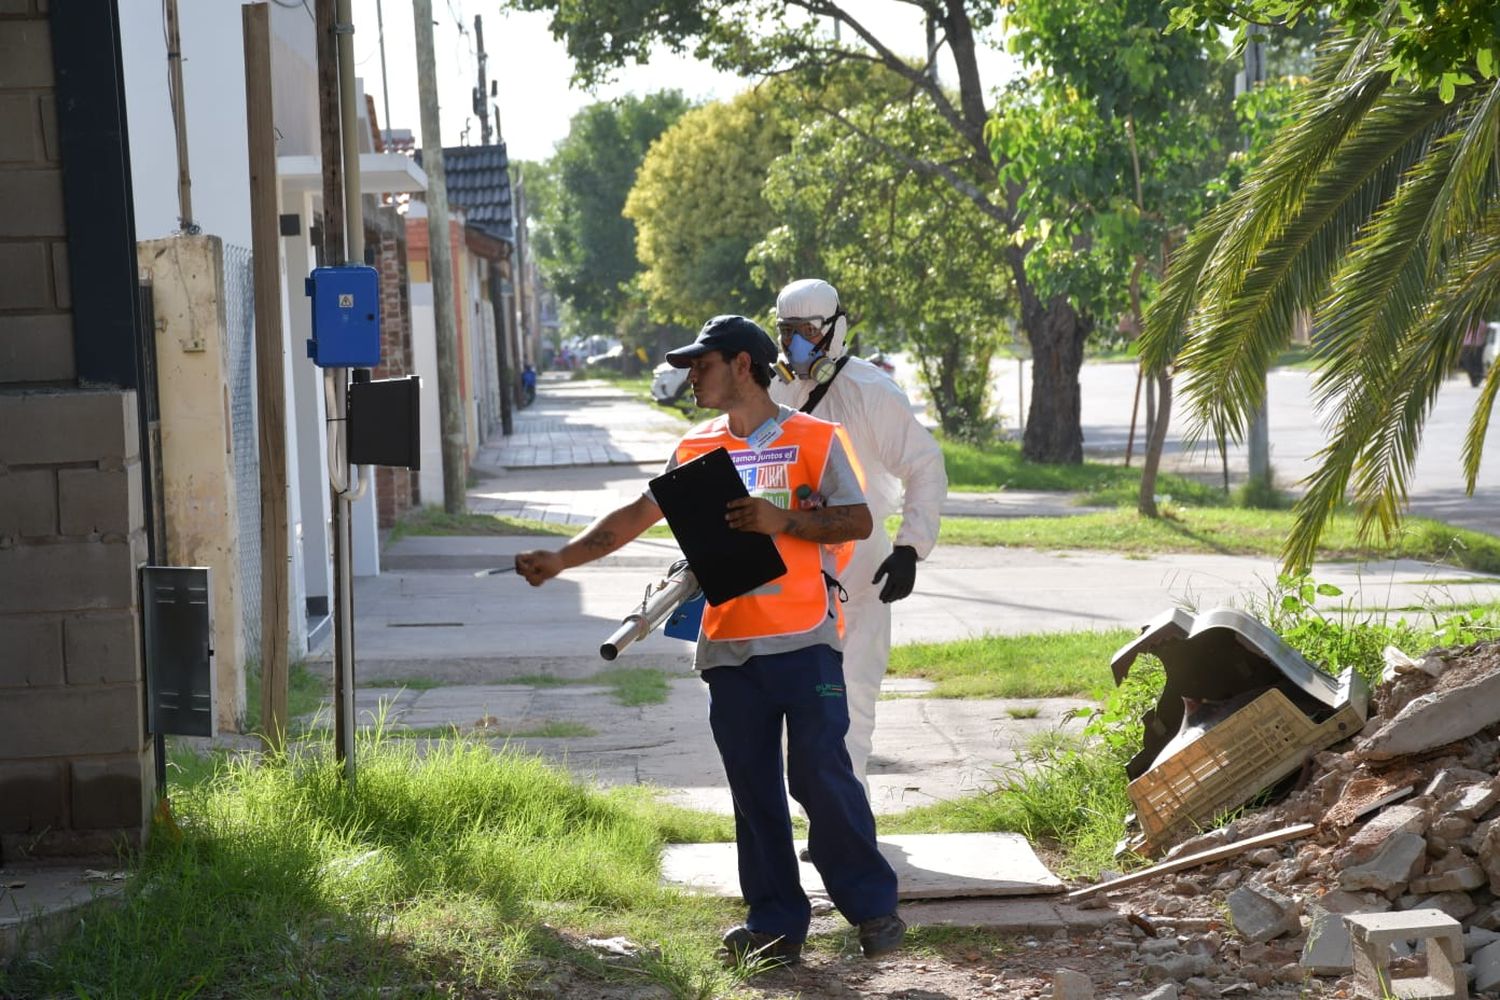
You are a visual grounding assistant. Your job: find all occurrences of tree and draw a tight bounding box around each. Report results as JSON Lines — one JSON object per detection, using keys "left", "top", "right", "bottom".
{"left": 1140, "top": 13, "right": 1500, "bottom": 570}
{"left": 505, "top": 0, "right": 1098, "bottom": 462}
{"left": 624, "top": 87, "right": 793, "bottom": 325}
{"left": 529, "top": 92, "right": 692, "bottom": 342}
{"left": 752, "top": 90, "right": 1011, "bottom": 440}
{"left": 987, "top": 0, "right": 1239, "bottom": 505}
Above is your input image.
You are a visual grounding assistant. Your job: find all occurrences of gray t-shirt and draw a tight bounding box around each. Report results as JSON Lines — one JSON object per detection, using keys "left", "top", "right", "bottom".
{"left": 648, "top": 405, "right": 866, "bottom": 670}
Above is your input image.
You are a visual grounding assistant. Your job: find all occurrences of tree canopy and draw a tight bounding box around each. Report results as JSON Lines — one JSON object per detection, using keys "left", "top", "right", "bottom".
{"left": 753, "top": 86, "right": 1011, "bottom": 441}
{"left": 528, "top": 92, "right": 692, "bottom": 340}
{"left": 624, "top": 87, "right": 792, "bottom": 326}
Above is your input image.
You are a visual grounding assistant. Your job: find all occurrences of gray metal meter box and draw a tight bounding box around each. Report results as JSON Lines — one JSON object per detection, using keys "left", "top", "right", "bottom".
{"left": 142, "top": 566, "right": 216, "bottom": 738}
{"left": 305, "top": 265, "right": 381, "bottom": 367}
{"left": 348, "top": 374, "right": 421, "bottom": 469}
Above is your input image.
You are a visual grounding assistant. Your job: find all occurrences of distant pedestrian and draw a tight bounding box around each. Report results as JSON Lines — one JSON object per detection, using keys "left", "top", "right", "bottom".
{"left": 521, "top": 362, "right": 537, "bottom": 406}
{"left": 1460, "top": 320, "right": 1488, "bottom": 387}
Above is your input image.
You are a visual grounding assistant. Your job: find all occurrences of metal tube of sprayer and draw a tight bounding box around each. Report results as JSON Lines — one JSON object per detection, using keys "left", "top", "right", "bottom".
{"left": 599, "top": 567, "right": 699, "bottom": 660}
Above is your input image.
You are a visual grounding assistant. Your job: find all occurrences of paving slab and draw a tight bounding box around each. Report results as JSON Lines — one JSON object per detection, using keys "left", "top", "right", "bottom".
{"left": 662, "top": 832, "right": 1063, "bottom": 900}
{"left": 0, "top": 867, "right": 123, "bottom": 958}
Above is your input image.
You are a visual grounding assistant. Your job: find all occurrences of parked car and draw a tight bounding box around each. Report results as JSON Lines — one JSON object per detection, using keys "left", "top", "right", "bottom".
{"left": 866, "top": 351, "right": 897, "bottom": 376}
{"left": 584, "top": 344, "right": 628, "bottom": 371}
{"left": 650, "top": 362, "right": 690, "bottom": 404}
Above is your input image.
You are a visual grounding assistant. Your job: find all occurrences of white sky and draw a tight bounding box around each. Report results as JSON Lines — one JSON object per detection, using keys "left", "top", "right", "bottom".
{"left": 348, "top": 0, "right": 1017, "bottom": 163}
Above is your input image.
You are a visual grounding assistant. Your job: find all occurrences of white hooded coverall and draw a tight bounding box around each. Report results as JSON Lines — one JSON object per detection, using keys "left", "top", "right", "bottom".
{"left": 770, "top": 357, "right": 947, "bottom": 792}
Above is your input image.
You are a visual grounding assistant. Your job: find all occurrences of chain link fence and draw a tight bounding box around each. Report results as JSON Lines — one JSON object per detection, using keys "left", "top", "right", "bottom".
{"left": 223, "top": 243, "right": 262, "bottom": 660}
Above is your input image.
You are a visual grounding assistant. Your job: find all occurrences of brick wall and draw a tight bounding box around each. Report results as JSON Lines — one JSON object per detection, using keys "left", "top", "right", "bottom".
{"left": 371, "top": 216, "right": 417, "bottom": 527}
{"left": 0, "top": 2, "right": 154, "bottom": 860}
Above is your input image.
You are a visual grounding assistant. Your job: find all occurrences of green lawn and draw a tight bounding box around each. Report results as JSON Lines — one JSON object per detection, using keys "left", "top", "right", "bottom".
{"left": 887, "top": 630, "right": 1132, "bottom": 700}
{"left": 933, "top": 508, "right": 1500, "bottom": 572}
{"left": 390, "top": 504, "right": 1500, "bottom": 573}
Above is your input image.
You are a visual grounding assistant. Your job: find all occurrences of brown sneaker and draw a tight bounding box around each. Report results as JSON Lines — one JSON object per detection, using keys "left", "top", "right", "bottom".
{"left": 721, "top": 925, "right": 802, "bottom": 967}
{"left": 858, "top": 912, "right": 906, "bottom": 958}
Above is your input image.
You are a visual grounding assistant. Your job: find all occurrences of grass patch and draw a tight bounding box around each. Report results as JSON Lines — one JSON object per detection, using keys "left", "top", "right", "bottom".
{"left": 500, "top": 721, "right": 597, "bottom": 739}
{"left": 939, "top": 437, "right": 1224, "bottom": 505}
{"left": 388, "top": 508, "right": 576, "bottom": 542}
{"left": 244, "top": 660, "right": 328, "bottom": 735}
{"left": 888, "top": 631, "right": 1130, "bottom": 700}
{"left": 594, "top": 667, "right": 672, "bottom": 707}
{"left": 364, "top": 676, "right": 445, "bottom": 691}
{"left": 931, "top": 508, "right": 1500, "bottom": 571}
{"left": 0, "top": 732, "right": 754, "bottom": 1000}
{"left": 472, "top": 669, "right": 677, "bottom": 707}
{"left": 1006, "top": 706, "right": 1041, "bottom": 719}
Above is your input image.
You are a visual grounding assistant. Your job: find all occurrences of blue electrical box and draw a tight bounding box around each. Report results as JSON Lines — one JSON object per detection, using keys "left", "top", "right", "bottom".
{"left": 305, "top": 265, "right": 381, "bottom": 367}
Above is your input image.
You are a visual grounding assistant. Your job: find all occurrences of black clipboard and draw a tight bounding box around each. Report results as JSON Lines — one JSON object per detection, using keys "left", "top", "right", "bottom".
{"left": 650, "top": 446, "right": 788, "bottom": 606}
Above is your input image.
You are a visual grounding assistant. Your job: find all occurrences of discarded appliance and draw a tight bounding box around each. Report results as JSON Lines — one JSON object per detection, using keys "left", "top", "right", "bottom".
{"left": 1112, "top": 607, "right": 1370, "bottom": 855}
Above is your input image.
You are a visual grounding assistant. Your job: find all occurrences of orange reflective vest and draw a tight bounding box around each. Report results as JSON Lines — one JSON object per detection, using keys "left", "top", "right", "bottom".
{"left": 673, "top": 411, "right": 861, "bottom": 642}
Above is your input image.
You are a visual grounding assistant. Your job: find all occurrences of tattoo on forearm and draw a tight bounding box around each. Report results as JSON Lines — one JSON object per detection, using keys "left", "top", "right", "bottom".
{"left": 785, "top": 505, "right": 862, "bottom": 543}
{"left": 580, "top": 529, "right": 616, "bottom": 554}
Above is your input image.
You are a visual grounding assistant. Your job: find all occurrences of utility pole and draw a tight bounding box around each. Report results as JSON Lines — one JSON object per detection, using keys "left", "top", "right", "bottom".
{"left": 474, "top": 14, "right": 491, "bottom": 147}
{"left": 243, "top": 1, "right": 290, "bottom": 749}
{"left": 474, "top": 13, "right": 512, "bottom": 436}
{"left": 1242, "top": 23, "right": 1272, "bottom": 496}
{"left": 415, "top": 0, "right": 468, "bottom": 513}
{"left": 374, "top": 0, "right": 394, "bottom": 149}
{"left": 165, "top": 0, "right": 194, "bottom": 232}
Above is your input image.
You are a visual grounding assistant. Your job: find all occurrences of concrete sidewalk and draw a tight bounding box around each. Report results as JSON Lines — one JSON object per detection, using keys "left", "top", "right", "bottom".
{"left": 339, "top": 374, "right": 1500, "bottom": 817}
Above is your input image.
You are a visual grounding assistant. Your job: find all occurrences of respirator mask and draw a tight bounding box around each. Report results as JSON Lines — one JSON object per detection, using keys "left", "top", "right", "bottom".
{"left": 776, "top": 312, "right": 845, "bottom": 384}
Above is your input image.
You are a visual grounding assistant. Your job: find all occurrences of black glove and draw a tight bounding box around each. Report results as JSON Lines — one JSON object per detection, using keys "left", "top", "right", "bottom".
{"left": 872, "top": 545, "right": 918, "bottom": 603}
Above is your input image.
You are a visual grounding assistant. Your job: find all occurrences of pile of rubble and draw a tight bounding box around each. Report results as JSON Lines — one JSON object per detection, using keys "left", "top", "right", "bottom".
{"left": 1069, "top": 638, "right": 1500, "bottom": 1000}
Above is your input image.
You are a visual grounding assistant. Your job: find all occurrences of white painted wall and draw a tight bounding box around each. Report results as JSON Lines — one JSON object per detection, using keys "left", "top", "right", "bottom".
{"left": 120, "top": 0, "right": 251, "bottom": 247}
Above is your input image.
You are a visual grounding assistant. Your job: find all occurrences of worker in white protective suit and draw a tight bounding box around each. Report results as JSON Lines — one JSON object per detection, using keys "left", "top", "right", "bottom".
{"left": 769, "top": 278, "right": 947, "bottom": 794}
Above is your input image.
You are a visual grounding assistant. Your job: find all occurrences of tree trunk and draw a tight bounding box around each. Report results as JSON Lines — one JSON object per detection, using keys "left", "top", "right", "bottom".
{"left": 1137, "top": 371, "right": 1173, "bottom": 517}
{"left": 1021, "top": 294, "right": 1088, "bottom": 463}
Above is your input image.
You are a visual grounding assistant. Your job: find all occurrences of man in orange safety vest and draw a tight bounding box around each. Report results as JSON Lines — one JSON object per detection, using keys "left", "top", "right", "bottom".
{"left": 516, "top": 314, "right": 905, "bottom": 967}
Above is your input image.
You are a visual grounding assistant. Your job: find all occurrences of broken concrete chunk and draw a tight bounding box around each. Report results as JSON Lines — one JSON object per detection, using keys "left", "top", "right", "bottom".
{"left": 1227, "top": 884, "right": 1301, "bottom": 944}
{"left": 1342, "top": 804, "right": 1430, "bottom": 864}
{"left": 1410, "top": 867, "right": 1486, "bottom": 895}
{"left": 1138, "top": 986, "right": 1179, "bottom": 1000}
{"left": 1473, "top": 937, "right": 1500, "bottom": 993}
{"left": 1299, "top": 906, "right": 1355, "bottom": 974}
{"left": 1412, "top": 890, "right": 1477, "bottom": 921}
{"left": 1144, "top": 952, "right": 1212, "bottom": 982}
{"left": 1440, "top": 782, "right": 1500, "bottom": 820}
{"left": 1314, "top": 890, "right": 1392, "bottom": 915}
{"left": 1052, "top": 968, "right": 1094, "bottom": 1000}
{"left": 1466, "top": 927, "right": 1500, "bottom": 957}
{"left": 1423, "top": 767, "right": 1493, "bottom": 799}
{"left": 1359, "top": 666, "right": 1500, "bottom": 761}
{"left": 1338, "top": 832, "right": 1427, "bottom": 894}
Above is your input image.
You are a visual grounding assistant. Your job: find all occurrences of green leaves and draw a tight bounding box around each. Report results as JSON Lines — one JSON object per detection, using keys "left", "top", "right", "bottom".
{"left": 1141, "top": 17, "right": 1500, "bottom": 572}
{"left": 531, "top": 92, "right": 693, "bottom": 341}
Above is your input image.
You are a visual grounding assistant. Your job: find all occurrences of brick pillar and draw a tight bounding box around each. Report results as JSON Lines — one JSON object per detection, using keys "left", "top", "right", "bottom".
{"left": 373, "top": 222, "right": 416, "bottom": 528}
{"left": 0, "top": 2, "right": 154, "bottom": 860}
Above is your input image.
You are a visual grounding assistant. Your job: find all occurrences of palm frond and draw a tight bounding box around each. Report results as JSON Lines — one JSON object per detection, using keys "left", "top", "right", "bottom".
{"left": 1311, "top": 114, "right": 1463, "bottom": 415}
{"left": 1426, "top": 80, "right": 1500, "bottom": 261}
{"left": 1178, "top": 90, "right": 1451, "bottom": 446}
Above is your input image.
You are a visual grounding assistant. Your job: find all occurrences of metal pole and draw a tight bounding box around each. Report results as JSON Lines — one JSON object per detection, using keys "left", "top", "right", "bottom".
{"left": 1243, "top": 23, "right": 1271, "bottom": 493}
{"left": 415, "top": 0, "right": 468, "bottom": 514}
{"left": 165, "top": 0, "right": 194, "bottom": 231}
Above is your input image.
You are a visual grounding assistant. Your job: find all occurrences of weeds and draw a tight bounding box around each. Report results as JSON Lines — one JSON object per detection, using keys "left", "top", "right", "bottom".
{"left": 0, "top": 730, "right": 743, "bottom": 999}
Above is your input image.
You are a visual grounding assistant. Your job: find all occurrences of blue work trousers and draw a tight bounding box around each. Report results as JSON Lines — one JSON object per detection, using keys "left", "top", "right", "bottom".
{"left": 704, "top": 644, "right": 898, "bottom": 944}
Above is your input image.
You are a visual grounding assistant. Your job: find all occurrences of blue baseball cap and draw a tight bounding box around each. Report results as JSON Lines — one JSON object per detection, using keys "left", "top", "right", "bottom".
{"left": 665, "top": 315, "right": 778, "bottom": 369}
